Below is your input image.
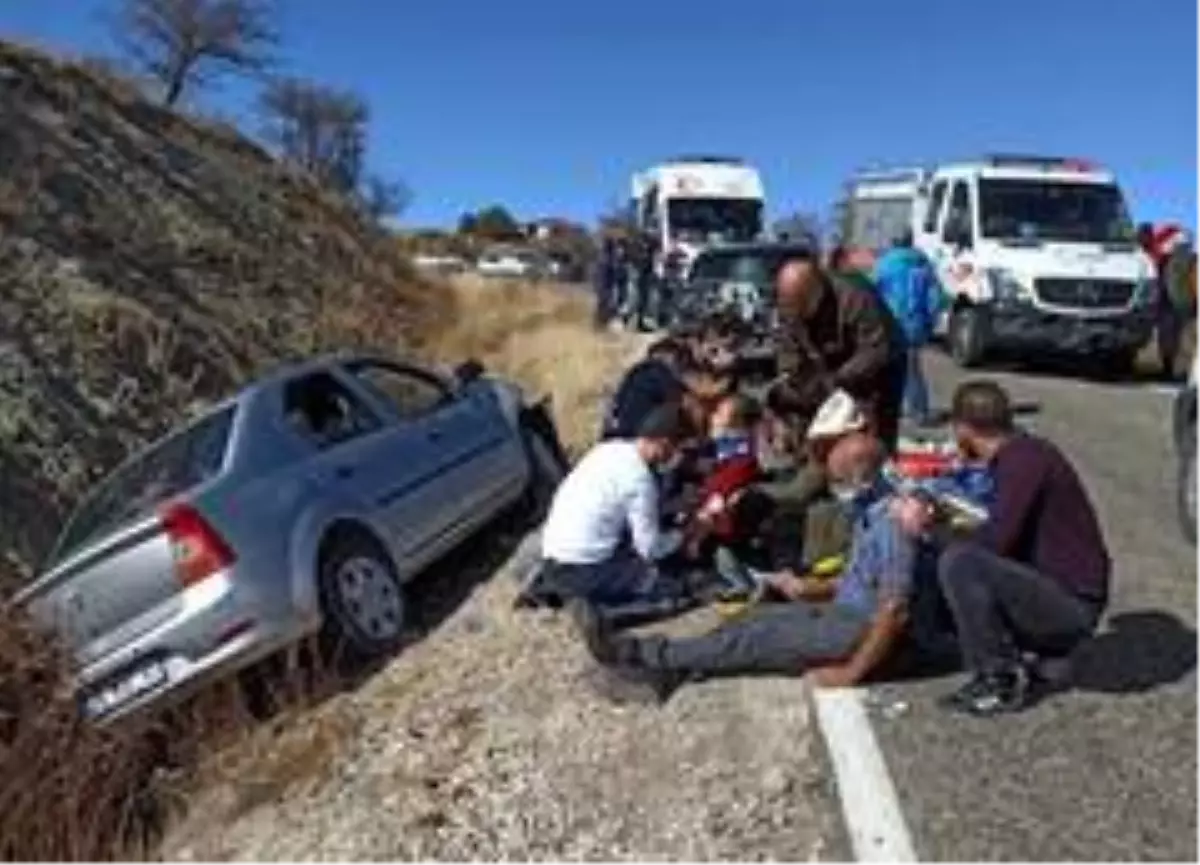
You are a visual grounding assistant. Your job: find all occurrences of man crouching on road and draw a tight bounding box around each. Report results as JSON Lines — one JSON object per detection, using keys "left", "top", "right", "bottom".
{"left": 892, "top": 380, "right": 1110, "bottom": 717}
{"left": 571, "top": 430, "right": 915, "bottom": 703}
{"left": 536, "top": 402, "right": 697, "bottom": 613}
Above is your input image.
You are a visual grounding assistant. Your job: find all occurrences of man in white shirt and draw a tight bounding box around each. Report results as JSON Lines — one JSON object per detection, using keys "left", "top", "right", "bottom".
{"left": 537, "top": 403, "right": 695, "bottom": 609}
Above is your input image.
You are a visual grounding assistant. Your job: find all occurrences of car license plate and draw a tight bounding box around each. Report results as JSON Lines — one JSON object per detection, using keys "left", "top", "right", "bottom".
{"left": 83, "top": 661, "right": 169, "bottom": 719}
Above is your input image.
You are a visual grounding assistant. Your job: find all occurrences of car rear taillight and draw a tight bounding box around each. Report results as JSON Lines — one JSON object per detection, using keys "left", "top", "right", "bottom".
{"left": 161, "top": 503, "right": 235, "bottom": 587}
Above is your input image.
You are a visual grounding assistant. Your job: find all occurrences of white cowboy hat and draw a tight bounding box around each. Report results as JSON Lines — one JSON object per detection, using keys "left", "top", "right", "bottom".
{"left": 806, "top": 388, "right": 867, "bottom": 440}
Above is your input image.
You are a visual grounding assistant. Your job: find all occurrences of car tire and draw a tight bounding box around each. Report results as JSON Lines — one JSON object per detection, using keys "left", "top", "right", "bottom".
{"left": 317, "top": 530, "right": 407, "bottom": 667}
{"left": 948, "top": 306, "right": 988, "bottom": 368}
{"left": 521, "top": 424, "right": 567, "bottom": 523}
{"left": 1178, "top": 435, "right": 1196, "bottom": 546}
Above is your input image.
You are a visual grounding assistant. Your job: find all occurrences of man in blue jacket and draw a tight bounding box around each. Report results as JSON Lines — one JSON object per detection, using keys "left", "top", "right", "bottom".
{"left": 873, "top": 231, "right": 945, "bottom": 427}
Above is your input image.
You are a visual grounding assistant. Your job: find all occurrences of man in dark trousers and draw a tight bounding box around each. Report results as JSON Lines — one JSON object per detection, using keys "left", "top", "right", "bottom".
{"left": 593, "top": 234, "right": 620, "bottom": 330}
{"left": 894, "top": 380, "right": 1111, "bottom": 716}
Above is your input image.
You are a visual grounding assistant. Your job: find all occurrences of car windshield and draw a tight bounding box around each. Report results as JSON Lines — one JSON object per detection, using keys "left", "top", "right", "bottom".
{"left": 978, "top": 179, "right": 1135, "bottom": 243}
{"left": 46, "top": 406, "right": 236, "bottom": 568}
{"left": 667, "top": 197, "right": 762, "bottom": 244}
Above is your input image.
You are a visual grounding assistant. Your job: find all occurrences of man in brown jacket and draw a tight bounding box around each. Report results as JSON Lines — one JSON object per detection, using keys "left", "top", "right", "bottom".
{"left": 769, "top": 258, "right": 905, "bottom": 451}
{"left": 759, "top": 258, "right": 905, "bottom": 566}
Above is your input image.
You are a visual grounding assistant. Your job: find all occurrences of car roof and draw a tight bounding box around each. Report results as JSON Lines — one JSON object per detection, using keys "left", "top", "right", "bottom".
{"left": 240, "top": 352, "right": 442, "bottom": 396}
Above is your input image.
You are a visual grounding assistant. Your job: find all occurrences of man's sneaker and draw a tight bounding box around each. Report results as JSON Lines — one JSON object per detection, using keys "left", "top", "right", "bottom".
{"left": 938, "top": 667, "right": 1030, "bottom": 717}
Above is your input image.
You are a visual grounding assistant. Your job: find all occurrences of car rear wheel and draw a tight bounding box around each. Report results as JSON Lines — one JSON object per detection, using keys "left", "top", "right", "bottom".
{"left": 318, "top": 531, "right": 406, "bottom": 665}
{"left": 948, "top": 306, "right": 988, "bottom": 368}
{"left": 1178, "top": 437, "right": 1196, "bottom": 546}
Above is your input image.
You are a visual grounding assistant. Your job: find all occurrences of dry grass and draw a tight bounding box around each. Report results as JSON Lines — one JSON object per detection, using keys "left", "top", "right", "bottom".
{"left": 426, "top": 275, "right": 638, "bottom": 454}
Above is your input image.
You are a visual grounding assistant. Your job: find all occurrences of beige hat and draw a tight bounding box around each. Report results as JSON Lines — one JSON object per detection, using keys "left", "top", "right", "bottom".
{"left": 806, "top": 389, "right": 867, "bottom": 440}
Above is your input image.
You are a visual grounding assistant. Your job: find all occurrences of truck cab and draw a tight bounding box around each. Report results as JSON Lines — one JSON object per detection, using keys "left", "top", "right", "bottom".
{"left": 629, "top": 156, "right": 766, "bottom": 275}
{"left": 916, "top": 155, "right": 1156, "bottom": 370}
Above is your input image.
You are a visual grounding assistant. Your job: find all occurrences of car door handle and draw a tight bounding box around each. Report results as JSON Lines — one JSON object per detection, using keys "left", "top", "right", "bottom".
{"left": 334, "top": 465, "right": 355, "bottom": 480}
{"left": 427, "top": 428, "right": 443, "bottom": 442}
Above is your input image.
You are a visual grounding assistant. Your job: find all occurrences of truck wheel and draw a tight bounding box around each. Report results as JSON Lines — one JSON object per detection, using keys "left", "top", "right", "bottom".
{"left": 1098, "top": 348, "right": 1138, "bottom": 380}
{"left": 949, "top": 306, "right": 988, "bottom": 368}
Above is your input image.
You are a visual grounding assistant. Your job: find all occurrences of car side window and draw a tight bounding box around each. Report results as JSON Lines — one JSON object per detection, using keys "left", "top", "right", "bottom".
{"left": 283, "top": 372, "right": 382, "bottom": 450}
{"left": 923, "top": 180, "right": 948, "bottom": 234}
{"left": 348, "top": 362, "right": 451, "bottom": 421}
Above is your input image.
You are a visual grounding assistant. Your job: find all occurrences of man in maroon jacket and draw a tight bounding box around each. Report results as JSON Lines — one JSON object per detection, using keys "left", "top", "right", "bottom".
{"left": 894, "top": 380, "right": 1111, "bottom": 716}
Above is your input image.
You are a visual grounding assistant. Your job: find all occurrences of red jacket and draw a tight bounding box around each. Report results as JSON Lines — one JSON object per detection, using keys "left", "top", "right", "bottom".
{"left": 700, "top": 451, "right": 760, "bottom": 542}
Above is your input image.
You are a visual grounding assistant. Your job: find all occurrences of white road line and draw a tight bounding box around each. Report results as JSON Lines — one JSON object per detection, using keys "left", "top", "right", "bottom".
{"left": 813, "top": 687, "right": 917, "bottom": 862}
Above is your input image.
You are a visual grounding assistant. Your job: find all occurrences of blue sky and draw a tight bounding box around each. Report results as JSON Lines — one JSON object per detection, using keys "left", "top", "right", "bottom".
{"left": 4, "top": 0, "right": 1196, "bottom": 229}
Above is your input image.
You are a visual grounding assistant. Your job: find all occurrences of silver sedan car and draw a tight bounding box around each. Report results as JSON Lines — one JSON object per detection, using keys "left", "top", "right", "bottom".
{"left": 16, "top": 354, "right": 567, "bottom": 722}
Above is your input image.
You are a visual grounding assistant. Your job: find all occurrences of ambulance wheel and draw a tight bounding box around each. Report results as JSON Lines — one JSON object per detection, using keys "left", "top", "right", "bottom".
{"left": 949, "top": 306, "right": 988, "bottom": 369}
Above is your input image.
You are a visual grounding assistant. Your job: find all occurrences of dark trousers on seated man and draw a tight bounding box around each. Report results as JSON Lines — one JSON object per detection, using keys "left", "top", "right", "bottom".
{"left": 937, "top": 541, "right": 1105, "bottom": 674}
{"left": 539, "top": 552, "right": 695, "bottom": 622}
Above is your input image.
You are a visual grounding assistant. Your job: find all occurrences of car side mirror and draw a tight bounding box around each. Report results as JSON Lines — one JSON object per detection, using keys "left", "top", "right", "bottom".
{"left": 453, "top": 359, "right": 485, "bottom": 384}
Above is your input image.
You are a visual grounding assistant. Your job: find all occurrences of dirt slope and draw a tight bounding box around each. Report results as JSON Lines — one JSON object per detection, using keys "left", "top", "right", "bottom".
{"left": 0, "top": 40, "right": 450, "bottom": 576}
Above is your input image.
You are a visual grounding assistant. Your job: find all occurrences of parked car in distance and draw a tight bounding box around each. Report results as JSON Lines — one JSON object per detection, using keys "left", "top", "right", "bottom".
{"left": 476, "top": 246, "right": 539, "bottom": 278}
{"left": 16, "top": 354, "right": 567, "bottom": 723}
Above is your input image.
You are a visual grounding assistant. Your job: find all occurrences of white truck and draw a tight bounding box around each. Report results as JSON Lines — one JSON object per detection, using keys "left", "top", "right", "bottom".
{"left": 629, "top": 156, "right": 766, "bottom": 273}
{"left": 842, "top": 155, "right": 1157, "bottom": 371}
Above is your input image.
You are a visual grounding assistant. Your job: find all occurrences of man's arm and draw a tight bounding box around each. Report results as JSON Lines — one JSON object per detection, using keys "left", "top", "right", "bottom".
{"left": 830, "top": 292, "right": 893, "bottom": 394}
{"left": 627, "top": 473, "right": 682, "bottom": 561}
{"left": 969, "top": 451, "right": 1040, "bottom": 557}
{"left": 811, "top": 511, "right": 916, "bottom": 687}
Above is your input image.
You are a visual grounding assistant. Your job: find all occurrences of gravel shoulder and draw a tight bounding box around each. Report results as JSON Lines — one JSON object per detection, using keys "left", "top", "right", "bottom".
{"left": 161, "top": 533, "right": 842, "bottom": 861}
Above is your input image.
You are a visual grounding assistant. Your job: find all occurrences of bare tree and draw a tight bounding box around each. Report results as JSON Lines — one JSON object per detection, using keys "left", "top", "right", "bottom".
{"left": 258, "top": 76, "right": 367, "bottom": 192}
{"left": 112, "top": 0, "right": 278, "bottom": 106}
{"left": 258, "top": 77, "right": 407, "bottom": 222}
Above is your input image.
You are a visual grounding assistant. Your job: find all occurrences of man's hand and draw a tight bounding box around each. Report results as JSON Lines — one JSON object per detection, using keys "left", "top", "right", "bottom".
{"left": 890, "top": 494, "right": 935, "bottom": 537}
{"left": 808, "top": 663, "right": 861, "bottom": 689}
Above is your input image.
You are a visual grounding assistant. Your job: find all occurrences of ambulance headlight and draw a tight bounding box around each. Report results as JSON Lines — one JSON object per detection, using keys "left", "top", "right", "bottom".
{"left": 985, "top": 268, "right": 1028, "bottom": 302}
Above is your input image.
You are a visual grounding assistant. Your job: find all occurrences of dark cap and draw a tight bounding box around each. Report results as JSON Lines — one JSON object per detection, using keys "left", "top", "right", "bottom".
{"left": 636, "top": 401, "right": 694, "bottom": 442}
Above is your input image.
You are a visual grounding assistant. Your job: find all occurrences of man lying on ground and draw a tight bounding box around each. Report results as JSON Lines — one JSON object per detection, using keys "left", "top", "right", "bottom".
{"left": 892, "top": 380, "right": 1111, "bottom": 717}
{"left": 532, "top": 403, "right": 698, "bottom": 615}
{"left": 571, "top": 430, "right": 915, "bottom": 704}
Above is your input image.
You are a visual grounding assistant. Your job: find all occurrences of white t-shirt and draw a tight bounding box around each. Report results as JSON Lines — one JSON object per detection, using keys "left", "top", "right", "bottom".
{"left": 541, "top": 440, "right": 681, "bottom": 565}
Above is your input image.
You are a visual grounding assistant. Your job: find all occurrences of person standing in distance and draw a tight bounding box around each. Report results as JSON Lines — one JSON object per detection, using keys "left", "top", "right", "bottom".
{"left": 873, "top": 229, "right": 946, "bottom": 427}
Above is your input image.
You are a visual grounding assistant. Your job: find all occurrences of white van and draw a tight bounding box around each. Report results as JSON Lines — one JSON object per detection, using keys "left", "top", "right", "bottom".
{"left": 915, "top": 155, "right": 1156, "bottom": 369}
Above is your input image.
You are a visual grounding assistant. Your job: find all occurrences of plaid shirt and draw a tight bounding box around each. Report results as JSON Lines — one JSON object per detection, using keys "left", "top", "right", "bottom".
{"left": 833, "top": 493, "right": 916, "bottom": 619}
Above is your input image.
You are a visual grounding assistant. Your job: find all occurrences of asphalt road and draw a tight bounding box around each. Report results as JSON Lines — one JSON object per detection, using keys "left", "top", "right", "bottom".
{"left": 865, "top": 350, "right": 1197, "bottom": 861}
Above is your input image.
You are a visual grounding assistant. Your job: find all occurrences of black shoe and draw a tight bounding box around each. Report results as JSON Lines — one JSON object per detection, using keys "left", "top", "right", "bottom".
{"left": 568, "top": 598, "right": 618, "bottom": 664}
{"left": 938, "top": 668, "right": 1029, "bottom": 717}
{"left": 583, "top": 663, "right": 680, "bottom": 706}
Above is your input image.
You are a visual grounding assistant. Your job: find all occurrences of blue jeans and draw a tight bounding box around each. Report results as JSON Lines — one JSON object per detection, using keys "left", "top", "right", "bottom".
{"left": 902, "top": 347, "right": 931, "bottom": 421}
{"left": 544, "top": 554, "right": 693, "bottom": 623}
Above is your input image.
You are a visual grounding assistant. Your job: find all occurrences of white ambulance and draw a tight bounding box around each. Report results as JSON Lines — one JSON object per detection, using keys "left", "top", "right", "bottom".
{"left": 629, "top": 156, "right": 766, "bottom": 273}
{"left": 915, "top": 155, "right": 1156, "bottom": 370}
